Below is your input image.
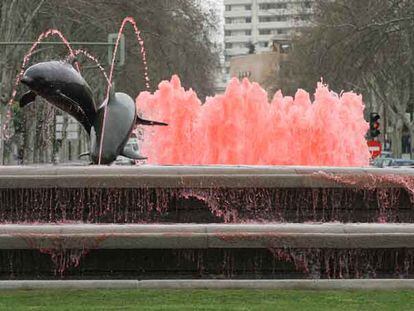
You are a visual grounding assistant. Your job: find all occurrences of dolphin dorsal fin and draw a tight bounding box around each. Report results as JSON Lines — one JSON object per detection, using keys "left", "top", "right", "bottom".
{"left": 109, "top": 86, "right": 115, "bottom": 101}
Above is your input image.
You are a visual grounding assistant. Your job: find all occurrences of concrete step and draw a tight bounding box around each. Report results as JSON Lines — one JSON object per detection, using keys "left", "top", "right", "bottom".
{"left": 1, "top": 223, "right": 414, "bottom": 249}
{"left": 1, "top": 279, "right": 414, "bottom": 290}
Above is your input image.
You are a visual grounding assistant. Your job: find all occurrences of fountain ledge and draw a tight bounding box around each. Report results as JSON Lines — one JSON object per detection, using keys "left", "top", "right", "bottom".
{"left": 0, "top": 165, "right": 412, "bottom": 188}
{"left": 1, "top": 223, "right": 414, "bottom": 249}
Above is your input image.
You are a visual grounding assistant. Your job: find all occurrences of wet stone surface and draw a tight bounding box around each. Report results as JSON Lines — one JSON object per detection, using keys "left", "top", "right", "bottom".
{"left": 0, "top": 187, "right": 412, "bottom": 223}
{"left": 0, "top": 248, "right": 414, "bottom": 280}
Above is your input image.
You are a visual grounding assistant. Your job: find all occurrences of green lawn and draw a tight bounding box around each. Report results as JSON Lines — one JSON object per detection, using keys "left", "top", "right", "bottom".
{"left": 0, "top": 289, "right": 413, "bottom": 310}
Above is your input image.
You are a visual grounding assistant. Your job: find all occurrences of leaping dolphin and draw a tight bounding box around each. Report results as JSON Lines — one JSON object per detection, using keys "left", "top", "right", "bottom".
{"left": 20, "top": 59, "right": 96, "bottom": 134}
{"left": 89, "top": 90, "right": 167, "bottom": 164}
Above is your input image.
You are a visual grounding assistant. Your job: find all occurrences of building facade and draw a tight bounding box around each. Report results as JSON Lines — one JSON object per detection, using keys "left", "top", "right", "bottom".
{"left": 223, "top": 0, "right": 313, "bottom": 82}
{"left": 229, "top": 41, "right": 291, "bottom": 94}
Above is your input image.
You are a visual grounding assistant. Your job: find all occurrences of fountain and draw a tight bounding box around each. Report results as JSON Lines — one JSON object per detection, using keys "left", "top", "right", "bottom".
{"left": 1, "top": 17, "right": 414, "bottom": 289}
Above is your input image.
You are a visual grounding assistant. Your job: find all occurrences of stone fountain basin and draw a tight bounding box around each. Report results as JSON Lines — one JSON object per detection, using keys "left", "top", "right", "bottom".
{"left": 0, "top": 165, "right": 413, "bottom": 224}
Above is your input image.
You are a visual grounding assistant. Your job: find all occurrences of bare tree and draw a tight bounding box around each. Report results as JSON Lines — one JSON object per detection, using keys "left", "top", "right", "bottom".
{"left": 287, "top": 0, "right": 414, "bottom": 157}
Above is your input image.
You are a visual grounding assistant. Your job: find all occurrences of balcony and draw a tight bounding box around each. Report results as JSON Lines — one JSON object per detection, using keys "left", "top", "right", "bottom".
{"left": 224, "top": 0, "right": 252, "bottom": 5}
{"left": 224, "top": 10, "right": 252, "bottom": 18}
{"left": 224, "top": 23, "right": 252, "bottom": 31}
{"left": 224, "top": 35, "right": 252, "bottom": 43}
{"left": 257, "top": 21, "right": 294, "bottom": 29}
{"left": 225, "top": 48, "right": 249, "bottom": 56}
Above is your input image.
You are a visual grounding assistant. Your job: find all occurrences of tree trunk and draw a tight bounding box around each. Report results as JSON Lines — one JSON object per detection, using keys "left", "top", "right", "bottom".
{"left": 391, "top": 119, "right": 404, "bottom": 158}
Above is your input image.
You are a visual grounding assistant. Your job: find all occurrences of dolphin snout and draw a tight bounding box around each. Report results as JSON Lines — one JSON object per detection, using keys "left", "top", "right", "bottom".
{"left": 20, "top": 76, "right": 33, "bottom": 86}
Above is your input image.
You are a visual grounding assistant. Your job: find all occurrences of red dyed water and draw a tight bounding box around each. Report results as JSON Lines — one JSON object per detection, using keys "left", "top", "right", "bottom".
{"left": 268, "top": 248, "right": 414, "bottom": 279}
{"left": 137, "top": 76, "right": 371, "bottom": 166}
{"left": 21, "top": 234, "right": 107, "bottom": 276}
{"left": 317, "top": 172, "right": 414, "bottom": 222}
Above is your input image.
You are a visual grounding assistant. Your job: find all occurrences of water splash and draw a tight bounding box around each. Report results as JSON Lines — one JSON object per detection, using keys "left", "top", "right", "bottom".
{"left": 137, "top": 76, "right": 371, "bottom": 166}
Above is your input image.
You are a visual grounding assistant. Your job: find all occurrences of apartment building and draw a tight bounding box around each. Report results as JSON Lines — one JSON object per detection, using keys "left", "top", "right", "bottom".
{"left": 222, "top": 0, "right": 313, "bottom": 82}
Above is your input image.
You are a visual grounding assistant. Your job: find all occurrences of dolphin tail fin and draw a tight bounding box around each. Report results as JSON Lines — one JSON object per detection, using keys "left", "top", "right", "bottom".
{"left": 136, "top": 116, "right": 168, "bottom": 126}
{"left": 79, "top": 152, "right": 90, "bottom": 159}
{"left": 20, "top": 91, "right": 37, "bottom": 108}
{"left": 121, "top": 146, "right": 147, "bottom": 160}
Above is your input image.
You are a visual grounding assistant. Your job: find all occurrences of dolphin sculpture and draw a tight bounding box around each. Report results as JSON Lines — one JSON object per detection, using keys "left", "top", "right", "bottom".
{"left": 89, "top": 90, "right": 167, "bottom": 164}
{"left": 19, "top": 59, "right": 167, "bottom": 165}
{"left": 20, "top": 59, "right": 96, "bottom": 134}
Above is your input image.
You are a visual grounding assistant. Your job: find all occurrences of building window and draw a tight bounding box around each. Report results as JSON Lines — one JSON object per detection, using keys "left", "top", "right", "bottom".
{"left": 245, "top": 30, "right": 252, "bottom": 35}
{"left": 259, "top": 29, "right": 271, "bottom": 35}
{"left": 238, "top": 71, "right": 251, "bottom": 79}
{"left": 304, "top": 1, "right": 312, "bottom": 9}
{"left": 226, "top": 17, "right": 250, "bottom": 24}
{"left": 245, "top": 4, "right": 251, "bottom": 10}
{"left": 225, "top": 5, "right": 231, "bottom": 11}
{"left": 277, "top": 29, "right": 289, "bottom": 34}
{"left": 259, "top": 3, "right": 287, "bottom": 10}
{"left": 259, "top": 16, "right": 289, "bottom": 22}
{"left": 225, "top": 30, "right": 232, "bottom": 36}
{"left": 225, "top": 43, "right": 233, "bottom": 49}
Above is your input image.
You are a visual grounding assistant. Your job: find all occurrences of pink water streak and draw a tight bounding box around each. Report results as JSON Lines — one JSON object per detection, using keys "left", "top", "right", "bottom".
{"left": 74, "top": 49, "right": 110, "bottom": 84}
{"left": 137, "top": 75, "right": 371, "bottom": 166}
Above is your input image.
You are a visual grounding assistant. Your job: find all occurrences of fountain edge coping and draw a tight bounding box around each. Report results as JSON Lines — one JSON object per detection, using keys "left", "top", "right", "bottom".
{"left": 0, "top": 279, "right": 413, "bottom": 290}
{"left": 0, "top": 165, "right": 412, "bottom": 188}
{"left": 1, "top": 223, "right": 414, "bottom": 249}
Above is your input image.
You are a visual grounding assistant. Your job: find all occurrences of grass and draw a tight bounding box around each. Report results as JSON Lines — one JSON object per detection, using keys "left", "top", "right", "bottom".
{"left": 0, "top": 289, "right": 413, "bottom": 310}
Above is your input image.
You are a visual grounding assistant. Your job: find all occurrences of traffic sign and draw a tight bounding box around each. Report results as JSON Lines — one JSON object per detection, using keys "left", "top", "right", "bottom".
{"left": 367, "top": 140, "right": 382, "bottom": 159}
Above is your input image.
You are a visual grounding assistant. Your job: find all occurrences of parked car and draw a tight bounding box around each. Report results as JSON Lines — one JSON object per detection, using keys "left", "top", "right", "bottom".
{"left": 380, "top": 151, "right": 393, "bottom": 158}
{"left": 372, "top": 157, "right": 390, "bottom": 168}
{"left": 375, "top": 158, "right": 414, "bottom": 168}
{"left": 387, "top": 159, "right": 414, "bottom": 168}
{"left": 371, "top": 152, "right": 394, "bottom": 167}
